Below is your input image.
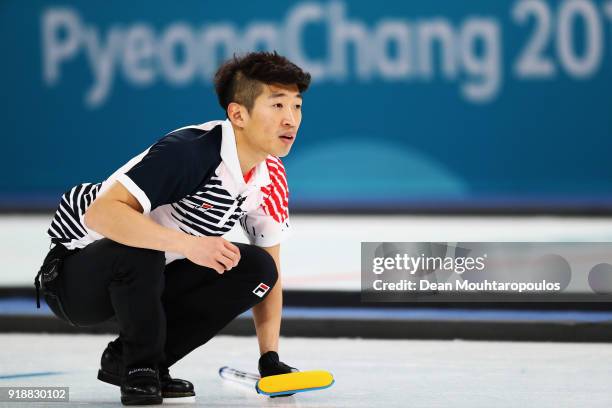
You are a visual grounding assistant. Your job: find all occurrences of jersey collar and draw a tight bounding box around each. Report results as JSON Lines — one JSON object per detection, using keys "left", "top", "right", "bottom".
{"left": 221, "top": 119, "right": 271, "bottom": 190}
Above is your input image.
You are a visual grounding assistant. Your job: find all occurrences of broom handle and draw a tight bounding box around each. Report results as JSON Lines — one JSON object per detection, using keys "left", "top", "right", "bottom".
{"left": 218, "top": 366, "right": 261, "bottom": 387}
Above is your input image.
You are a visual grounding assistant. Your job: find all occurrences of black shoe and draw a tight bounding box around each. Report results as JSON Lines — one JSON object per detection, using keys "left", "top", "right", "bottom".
{"left": 158, "top": 366, "right": 195, "bottom": 398}
{"left": 121, "top": 367, "right": 162, "bottom": 406}
{"left": 97, "top": 341, "right": 196, "bottom": 399}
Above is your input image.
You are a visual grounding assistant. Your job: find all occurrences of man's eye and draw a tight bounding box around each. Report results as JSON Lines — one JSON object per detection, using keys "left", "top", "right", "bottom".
{"left": 295, "top": 104, "right": 302, "bottom": 110}
{"left": 274, "top": 103, "right": 283, "bottom": 108}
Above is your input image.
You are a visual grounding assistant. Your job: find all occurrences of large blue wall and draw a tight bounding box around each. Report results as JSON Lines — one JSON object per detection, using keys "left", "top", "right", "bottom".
{"left": 2, "top": 0, "right": 612, "bottom": 211}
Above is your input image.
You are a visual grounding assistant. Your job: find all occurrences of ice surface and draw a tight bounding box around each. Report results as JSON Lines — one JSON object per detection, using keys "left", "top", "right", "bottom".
{"left": 0, "top": 334, "right": 611, "bottom": 407}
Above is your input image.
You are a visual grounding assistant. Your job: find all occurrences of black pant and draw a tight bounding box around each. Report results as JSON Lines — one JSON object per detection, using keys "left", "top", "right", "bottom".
{"left": 48, "top": 238, "right": 278, "bottom": 369}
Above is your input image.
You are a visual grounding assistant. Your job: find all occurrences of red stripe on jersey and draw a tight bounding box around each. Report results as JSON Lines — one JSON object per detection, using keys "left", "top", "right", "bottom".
{"left": 261, "top": 157, "right": 289, "bottom": 223}
{"left": 268, "top": 171, "right": 288, "bottom": 206}
{"left": 243, "top": 167, "right": 255, "bottom": 183}
{"left": 267, "top": 160, "right": 288, "bottom": 192}
{"left": 268, "top": 170, "right": 288, "bottom": 200}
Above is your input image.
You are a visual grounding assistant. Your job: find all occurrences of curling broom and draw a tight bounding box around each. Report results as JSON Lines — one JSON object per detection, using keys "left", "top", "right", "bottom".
{"left": 219, "top": 366, "right": 334, "bottom": 397}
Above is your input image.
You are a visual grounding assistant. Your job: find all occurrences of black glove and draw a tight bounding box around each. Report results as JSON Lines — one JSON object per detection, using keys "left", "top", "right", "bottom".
{"left": 258, "top": 351, "right": 298, "bottom": 397}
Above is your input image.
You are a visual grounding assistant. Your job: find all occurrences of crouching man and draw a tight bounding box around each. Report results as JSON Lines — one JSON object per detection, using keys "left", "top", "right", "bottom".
{"left": 36, "top": 51, "right": 310, "bottom": 405}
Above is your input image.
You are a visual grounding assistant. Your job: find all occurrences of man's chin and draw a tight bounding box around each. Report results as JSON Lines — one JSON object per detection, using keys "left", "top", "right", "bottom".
{"left": 272, "top": 146, "right": 292, "bottom": 158}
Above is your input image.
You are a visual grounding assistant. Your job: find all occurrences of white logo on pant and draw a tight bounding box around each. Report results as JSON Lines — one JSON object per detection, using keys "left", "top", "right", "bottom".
{"left": 253, "top": 283, "right": 270, "bottom": 298}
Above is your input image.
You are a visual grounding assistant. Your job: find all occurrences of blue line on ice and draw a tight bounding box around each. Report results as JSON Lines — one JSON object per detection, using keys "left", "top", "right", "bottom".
{"left": 0, "top": 371, "right": 64, "bottom": 380}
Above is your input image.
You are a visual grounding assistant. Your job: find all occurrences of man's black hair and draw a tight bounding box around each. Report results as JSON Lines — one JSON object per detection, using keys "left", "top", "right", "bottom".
{"left": 214, "top": 51, "right": 311, "bottom": 113}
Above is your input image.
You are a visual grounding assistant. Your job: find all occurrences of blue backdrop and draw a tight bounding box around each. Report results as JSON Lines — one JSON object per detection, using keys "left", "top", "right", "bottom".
{"left": 2, "top": 0, "right": 612, "bottom": 211}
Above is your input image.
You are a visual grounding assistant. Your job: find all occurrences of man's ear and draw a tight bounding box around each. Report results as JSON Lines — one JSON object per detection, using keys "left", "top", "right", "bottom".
{"left": 227, "top": 102, "right": 248, "bottom": 128}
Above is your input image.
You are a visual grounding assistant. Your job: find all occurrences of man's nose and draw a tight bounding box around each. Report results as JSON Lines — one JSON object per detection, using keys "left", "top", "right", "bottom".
{"left": 282, "top": 106, "right": 297, "bottom": 127}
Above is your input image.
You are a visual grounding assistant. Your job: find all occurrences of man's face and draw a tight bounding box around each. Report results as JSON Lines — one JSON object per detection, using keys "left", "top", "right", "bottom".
{"left": 242, "top": 83, "right": 302, "bottom": 158}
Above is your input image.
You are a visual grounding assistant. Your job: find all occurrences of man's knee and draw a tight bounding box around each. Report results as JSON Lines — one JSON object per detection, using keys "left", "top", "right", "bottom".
{"left": 239, "top": 245, "right": 278, "bottom": 289}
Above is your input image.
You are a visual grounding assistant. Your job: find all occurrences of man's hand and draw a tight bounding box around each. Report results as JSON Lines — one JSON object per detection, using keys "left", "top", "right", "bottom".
{"left": 182, "top": 236, "right": 240, "bottom": 273}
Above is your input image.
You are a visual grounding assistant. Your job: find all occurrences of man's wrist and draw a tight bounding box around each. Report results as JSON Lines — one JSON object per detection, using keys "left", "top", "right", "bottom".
{"left": 164, "top": 230, "right": 192, "bottom": 255}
